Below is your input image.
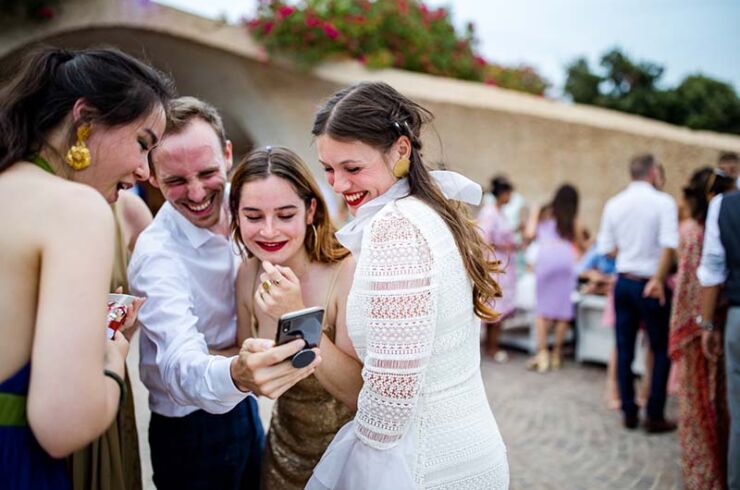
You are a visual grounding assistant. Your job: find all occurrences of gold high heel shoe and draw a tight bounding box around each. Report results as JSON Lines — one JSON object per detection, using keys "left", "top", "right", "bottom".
{"left": 527, "top": 350, "right": 549, "bottom": 373}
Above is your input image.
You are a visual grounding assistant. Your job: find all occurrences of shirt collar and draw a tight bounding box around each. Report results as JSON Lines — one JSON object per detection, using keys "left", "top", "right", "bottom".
{"left": 627, "top": 180, "right": 655, "bottom": 191}
{"left": 165, "top": 186, "right": 231, "bottom": 249}
{"left": 335, "top": 171, "right": 482, "bottom": 256}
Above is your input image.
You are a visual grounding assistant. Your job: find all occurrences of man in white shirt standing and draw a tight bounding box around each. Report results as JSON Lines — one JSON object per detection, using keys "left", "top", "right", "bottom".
{"left": 596, "top": 154, "right": 679, "bottom": 433}
{"left": 129, "top": 97, "right": 319, "bottom": 489}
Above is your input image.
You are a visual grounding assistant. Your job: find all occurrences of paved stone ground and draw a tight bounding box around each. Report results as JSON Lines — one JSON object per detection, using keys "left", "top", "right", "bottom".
{"left": 129, "top": 337, "right": 683, "bottom": 489}
{"left": 485, "top": 351, "right": 682, "bottom": 490}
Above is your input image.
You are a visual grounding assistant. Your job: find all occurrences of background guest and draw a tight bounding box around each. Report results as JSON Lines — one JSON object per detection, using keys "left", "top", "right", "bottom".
{"left": 596, "top": 154, "right": 679, "bottom": 432}
{"left": 477, "top": 175, "right": 519, "bottom": 362}
{"left": 525, "top": 183, "right": 586, "bottom": 372}
{"left": 669, "top": 167, "right": 734, "bottom": 489}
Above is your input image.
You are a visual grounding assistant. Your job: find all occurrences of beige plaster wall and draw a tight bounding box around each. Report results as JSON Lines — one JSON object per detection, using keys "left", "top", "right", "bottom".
{"left": 2, "top": 0, "right": 739, "bottom": 229}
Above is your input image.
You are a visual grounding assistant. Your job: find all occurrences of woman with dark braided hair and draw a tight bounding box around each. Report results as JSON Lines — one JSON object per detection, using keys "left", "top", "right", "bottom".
{"left": 0, "top": 46, "right": 173, "bottom": 488}
{"left": 306, "top": 82, "right": 509, "bottom": 489}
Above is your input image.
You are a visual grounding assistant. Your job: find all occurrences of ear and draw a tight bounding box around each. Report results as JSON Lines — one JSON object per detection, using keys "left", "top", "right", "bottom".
{"left": 149, "top": 173, "right": 161, "bottom": 189}
{"left": 224, "top": 140, "right": 234, "bottom": 172}
{"left": 395, "top": 135, "right": 412, "bottom": 160}
{"left": 71, "top": 98, "right": 97, "bottom": 124}
{"left": 306, "top": 198, "right": 317, "bottom": 225}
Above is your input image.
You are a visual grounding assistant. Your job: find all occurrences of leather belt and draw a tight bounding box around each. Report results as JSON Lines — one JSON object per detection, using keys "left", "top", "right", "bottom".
{"left": 619, "top": 273, "right": 651, "bottom": 282}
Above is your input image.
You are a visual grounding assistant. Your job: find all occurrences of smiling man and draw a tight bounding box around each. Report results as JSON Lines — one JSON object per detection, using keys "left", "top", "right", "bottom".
{"left": 128, "top": 97, "right": 318, "bottom": 490}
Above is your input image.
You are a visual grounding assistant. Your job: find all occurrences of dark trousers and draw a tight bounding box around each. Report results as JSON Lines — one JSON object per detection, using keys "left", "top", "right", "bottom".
{"left": 614, "top": 275, "right": 672, "bottom": 420}
{"left": 149, "top": 397, "right": 264, "bottom": 490}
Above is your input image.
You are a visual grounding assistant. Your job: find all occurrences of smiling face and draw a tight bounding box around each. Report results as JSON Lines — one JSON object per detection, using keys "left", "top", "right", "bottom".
{"left": 150, "top": 118, "right": 233, "bottom": 229}
{"left": 79, "top": 105, "right": 166, "bottom": 203}
{"left": 316, "top": 135, "right": 407, "bottom": 215}
{"left": 237, "top": 174, "right": 316, "bottom": 265}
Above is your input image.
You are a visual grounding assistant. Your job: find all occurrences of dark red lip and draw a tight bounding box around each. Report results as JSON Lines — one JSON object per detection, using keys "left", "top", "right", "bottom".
{"left": 343, "top": 191, "right": 368, "bottom": 207}
{"left": 256, "top": 241, "right": 288, "bottom": 252}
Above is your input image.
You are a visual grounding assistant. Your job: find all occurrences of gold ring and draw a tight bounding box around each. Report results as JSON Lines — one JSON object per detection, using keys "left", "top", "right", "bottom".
{"left": 262, "top": 280, "right": 271, "bottom": 293}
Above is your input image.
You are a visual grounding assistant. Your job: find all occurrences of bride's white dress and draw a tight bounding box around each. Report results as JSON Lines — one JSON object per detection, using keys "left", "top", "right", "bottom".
{"left": 307, "top": 196, "right": 509, "bottom": 490}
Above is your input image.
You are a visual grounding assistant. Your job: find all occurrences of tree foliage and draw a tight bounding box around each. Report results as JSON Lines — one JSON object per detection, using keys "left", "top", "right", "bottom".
{"left": 564, "top": 48, "right": 740, "bottom": 135}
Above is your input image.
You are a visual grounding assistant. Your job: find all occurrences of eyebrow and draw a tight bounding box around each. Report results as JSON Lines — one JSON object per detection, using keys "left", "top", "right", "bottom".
{"left": 319, "top": 159, "right": 362, "bottom": 166}
{"left": 241, "top": 205, "right": 299, "bottom": 212}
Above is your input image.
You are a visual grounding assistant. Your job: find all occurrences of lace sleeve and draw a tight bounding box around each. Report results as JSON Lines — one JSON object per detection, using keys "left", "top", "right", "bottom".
{"left": 355, "top": 209, "right": 437, "bottom": 450}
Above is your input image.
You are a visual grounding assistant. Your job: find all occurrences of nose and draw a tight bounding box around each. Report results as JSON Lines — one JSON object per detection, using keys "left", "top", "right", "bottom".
{"left": 332, "top": 172, "right": 350, "bottom": 194}
{"left": 187, "top": 180, "right": 207, "bottom": 203}
{"left": 260, "top": 218, "right": 278, "bottom": 239}
{"left": 134, "top": 157, "right": 150, "bottom": 181}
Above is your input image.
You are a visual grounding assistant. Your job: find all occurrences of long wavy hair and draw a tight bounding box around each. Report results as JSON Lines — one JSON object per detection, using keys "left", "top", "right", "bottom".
{"left": 312, "top": 81, "right": 501, "bottom": 321}
{"left": 229, "top": 146, "right": 350, "bottom": 264}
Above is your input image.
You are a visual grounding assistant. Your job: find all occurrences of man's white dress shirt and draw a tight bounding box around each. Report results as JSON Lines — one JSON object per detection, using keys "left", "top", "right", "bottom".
{"left": 697, "top": 194, "right": 727, "bottom": 287}
{"left": 129, "top": 201, "right": 247, "bottom": 417}
{"left": 596, "top": 181, "right": 679, "bottom": 277}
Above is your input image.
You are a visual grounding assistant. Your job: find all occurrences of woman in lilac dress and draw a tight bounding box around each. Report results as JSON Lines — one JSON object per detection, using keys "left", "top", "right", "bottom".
{"left": 478, "top": 175, "right": 518, "bottom": 361}
{"left": 526, "top": 184, "right": 584, "bottom": 372}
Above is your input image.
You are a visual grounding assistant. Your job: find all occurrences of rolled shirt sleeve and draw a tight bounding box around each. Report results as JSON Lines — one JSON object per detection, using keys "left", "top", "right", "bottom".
{"left": 658, "top": 194, "right": 679, "bottom": 250}
{"left": 697, "top": 194, "right": 727, "bottom": 287}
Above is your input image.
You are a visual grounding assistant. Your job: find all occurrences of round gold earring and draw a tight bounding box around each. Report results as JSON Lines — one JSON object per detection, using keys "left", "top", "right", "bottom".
{"left": 392, "top": 157, "right": 410, "bottom": 178}
{"left": 65, "top": 124, "right": 92, "bottom": 171}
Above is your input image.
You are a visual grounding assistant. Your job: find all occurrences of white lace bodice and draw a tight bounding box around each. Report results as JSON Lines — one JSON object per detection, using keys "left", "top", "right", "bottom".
{"left": 344, "top": 197, "right": 509, "bottom": 489}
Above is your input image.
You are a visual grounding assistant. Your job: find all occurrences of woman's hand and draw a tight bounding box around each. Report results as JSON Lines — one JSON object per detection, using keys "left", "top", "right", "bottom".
{"left": 254, "top": 261, "right": 306, "bottom": 320}
{"left": 105, "top": 330, "right": 130, "bottom": 375}
{"left": 113, "top": 286, "right": 145, "bottom": 342}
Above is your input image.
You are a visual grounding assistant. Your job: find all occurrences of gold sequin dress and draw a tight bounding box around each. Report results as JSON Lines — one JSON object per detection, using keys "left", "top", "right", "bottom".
{"left": 258, "top": 264, "right": 354, "bottom": 490}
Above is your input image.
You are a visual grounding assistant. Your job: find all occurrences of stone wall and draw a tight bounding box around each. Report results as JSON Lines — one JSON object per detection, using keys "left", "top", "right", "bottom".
{"left": 2, "top": 0, "right": 739, "bottom": 229}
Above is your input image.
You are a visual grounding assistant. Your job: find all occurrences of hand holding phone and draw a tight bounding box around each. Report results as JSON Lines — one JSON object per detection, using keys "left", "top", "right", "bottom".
{"left": 276, "top": 306, "right": 324, "bottom": 368}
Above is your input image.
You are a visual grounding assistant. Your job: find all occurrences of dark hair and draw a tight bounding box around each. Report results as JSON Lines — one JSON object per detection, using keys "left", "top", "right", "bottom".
{"left": 551, "top": 183, "right": 578, "bottom": 241}
{"left": 490, "top": 175, "right": 513, "bottom": 198}
{"left": 0, "top": 46, "right": 175, "bottom": 172}
{"left": 312, "top": 81, "right": 501, "bottom": 321}
{"left": 718, "top": 151, "right": 738, "bottom": 164}
{"left": 629, "top": 153, "right": 656, "bottom": 179}
{"left": 229, "top": 146, "right": 350, "bottom": 264}
{"left": 682, "top": 167, "right": 714, "bottom": 223}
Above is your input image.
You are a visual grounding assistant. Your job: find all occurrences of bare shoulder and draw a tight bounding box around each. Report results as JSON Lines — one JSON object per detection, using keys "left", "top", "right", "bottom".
{"left": 1, "top": 163, "right": 113, "bottom": 235}
{"left": 336, "top": 255, "right": 356, "bottom": 287}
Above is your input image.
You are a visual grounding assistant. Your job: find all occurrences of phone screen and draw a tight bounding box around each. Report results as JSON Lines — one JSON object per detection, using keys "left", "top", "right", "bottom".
{"left": 276, "top": 307, "right": 324, "bottom": 349}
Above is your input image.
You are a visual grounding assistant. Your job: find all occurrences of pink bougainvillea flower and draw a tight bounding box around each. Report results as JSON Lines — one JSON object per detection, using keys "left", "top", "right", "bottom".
{"left": 323, "top": 22, "right": 340, "bottom": 39}
{"left": 305, "top": 14, "right": 321, "bottom": 28}
{"left": 263, "top": 21, "right": 275, "bottom": 34}
{"left": 277, "top": 6, "right": 295, "bottom": 19}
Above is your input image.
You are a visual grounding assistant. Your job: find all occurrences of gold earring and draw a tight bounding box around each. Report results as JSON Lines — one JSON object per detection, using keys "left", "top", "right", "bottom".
{"left": 392, "top": 157, "right": 410, "bottom": 178}
{"left": 65, "top": 124, "right": 92, "bottom": 171}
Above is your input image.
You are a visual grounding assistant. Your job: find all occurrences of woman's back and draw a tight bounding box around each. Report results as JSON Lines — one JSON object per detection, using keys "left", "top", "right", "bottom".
{"left": 0, "top": 162, "right": 116, "bottom": 487}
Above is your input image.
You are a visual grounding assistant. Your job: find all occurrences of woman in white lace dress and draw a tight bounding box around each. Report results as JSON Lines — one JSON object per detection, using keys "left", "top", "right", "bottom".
{"left": 306, "top": 82, "right": 509, "bottom": 490}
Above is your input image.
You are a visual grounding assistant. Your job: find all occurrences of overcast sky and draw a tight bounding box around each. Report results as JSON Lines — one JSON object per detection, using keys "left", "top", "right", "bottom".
{"left": 156, "top": 0, "right": 740, "bottom": 96}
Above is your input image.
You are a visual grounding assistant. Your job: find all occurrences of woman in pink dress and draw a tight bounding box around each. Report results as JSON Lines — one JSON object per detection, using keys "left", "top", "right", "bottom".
{"left": 478, "top": 175, "right": 518, "bottom": 361}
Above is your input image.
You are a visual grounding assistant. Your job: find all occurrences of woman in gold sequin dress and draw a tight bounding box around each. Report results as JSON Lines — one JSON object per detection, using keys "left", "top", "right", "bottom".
{"left": 229, "top": 146, "right": 362, "bottom": 490}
